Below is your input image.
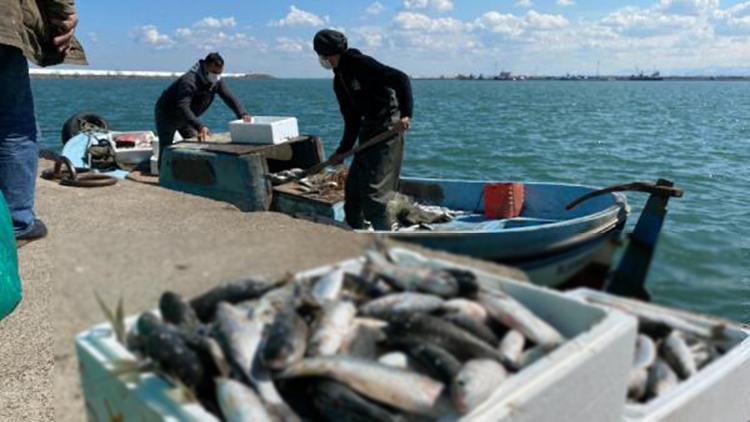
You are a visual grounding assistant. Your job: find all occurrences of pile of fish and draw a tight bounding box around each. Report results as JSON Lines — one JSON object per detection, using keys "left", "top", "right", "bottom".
{"left": 626, "top": 311, "right": 730, "bottom": 404}
{"left": 387, "top": 193, "right": 469, "bottom": 232}
{"left": 121, "top": 249, "right": 566, "bottom": 421}
{"left": 270, "top": 167, "right": 347, "bottom": 202}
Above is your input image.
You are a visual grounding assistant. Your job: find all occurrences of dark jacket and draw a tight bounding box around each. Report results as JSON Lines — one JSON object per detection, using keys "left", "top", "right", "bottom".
{"left": 156, "top": 61, "right": 248, "bottom": 130}
{"left": 0, "top": 0, "right": 87, "bottom": 66}
{"left": 333, "top": 49, "right": 413, "bottom": 154}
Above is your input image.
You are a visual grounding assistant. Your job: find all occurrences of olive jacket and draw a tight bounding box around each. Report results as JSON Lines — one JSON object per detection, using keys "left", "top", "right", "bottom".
{"left": 0, "top": 0, "right": 86, "bottom": 66}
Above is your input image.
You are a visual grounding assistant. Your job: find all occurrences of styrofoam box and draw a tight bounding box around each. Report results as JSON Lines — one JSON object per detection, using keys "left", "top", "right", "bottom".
{"left": 228, "top": 116, "right": 299, "bottom": 144}
{"left": 567, "top": 288, "right": 750, "bottom": 422}
{"left": 149, "top": 156, "right": 158, "bottom": 176}
{"left": 76, "top": 248, "right": 638, "bottom": 422}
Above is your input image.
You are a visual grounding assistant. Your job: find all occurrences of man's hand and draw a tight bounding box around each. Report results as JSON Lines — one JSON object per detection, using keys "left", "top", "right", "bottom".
{"left": 398, "top": 116, "right": 411, "bottom": 132}
{"left": 241, "top": 114, "right": 253, "bottom": 123}
{"left": 50, "top": 12, "right": 79, "bottom": 54}
{"left": 328, "top": 152, "right": 347, "bottom": 165}
{"left": 198, "top": 126, "right": 212, "bottom": 142}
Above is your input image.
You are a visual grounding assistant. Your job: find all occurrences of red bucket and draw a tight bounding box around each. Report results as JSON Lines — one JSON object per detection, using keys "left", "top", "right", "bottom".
{"left": 483, "top": 183, "right": 525, "bottom": 219}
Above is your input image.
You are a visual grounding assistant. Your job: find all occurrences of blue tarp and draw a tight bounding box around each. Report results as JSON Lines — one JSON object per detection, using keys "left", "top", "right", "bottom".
{"left": 0, "top": 193, "right": 22, "bottom": 320}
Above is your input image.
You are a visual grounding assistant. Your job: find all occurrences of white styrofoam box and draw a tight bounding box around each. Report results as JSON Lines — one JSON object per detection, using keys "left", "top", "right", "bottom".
{"left": 229, "top": 116, "right": 299, "bottom": 144}
{"left": 153, "top": 131, "right": 184, "bottom": 158}
{"left": 567, "top": 288, "right": 750, "bottom": 422}
{"left": 150, "top": 156, "right": 158, "bottom": 176}
{"left": 76, "top": 249, "right": 637, "bottom": 422}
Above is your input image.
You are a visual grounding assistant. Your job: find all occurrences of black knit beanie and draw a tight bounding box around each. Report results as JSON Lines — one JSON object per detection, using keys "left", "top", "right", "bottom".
{"left": 313, "top": 29, "right": 348, "bottom": 56}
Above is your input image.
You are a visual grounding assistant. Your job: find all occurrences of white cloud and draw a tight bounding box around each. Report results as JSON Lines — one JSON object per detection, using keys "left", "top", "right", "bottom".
{"left": 276, "top": 37, "right": 308, "bottom": 53}
{"left": 403, "top": 0, "right": 454, "bottom": 12}
{"left": 516, "top": 0, "right": 533, "bottom": 7}
{"left": 394, "top": 12, "right": 467, "bottom": 32}
{"left": 132, "top": 25, "right": 174, "bottom": 49}
{"left": 365, "top": 2, "right": 386, "bottom": 15}
{"left": 602, "top": 6, "right": 697, "bottom": 36}
{"left": 272, "top": 5, "right": 328, "bottom": 27}
{"left": 557, "top": 0, "right": 575, "bottom": 6}
{"left": 354, "top": 27, "right": 386, "bottom": 48}
{"left": 195, "top": 17, "right": 237, "bottom": 29}
{"left": 658, "top": 0, "right": 719, "bottom": 16}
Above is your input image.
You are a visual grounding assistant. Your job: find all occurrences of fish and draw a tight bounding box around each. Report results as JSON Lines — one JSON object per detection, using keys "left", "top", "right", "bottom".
{"left": 646, "top": 358, "right": 679, "bottom": 398}
{"left": 311, "top": 268, "right": 345, "bottom": 305}
{"left": 159, "top": 291, "right": 201, "bottom": 332}
{"left": 627, "top": 367, "right": 649, "bottom": 401}
{"left": 441, "top": 312, "right": 500, "bottom": 347}
{"left": 360, "top": 293, "right": 444, "bottom": 319}
{"left": 661, "top": 331, "right": 697, "bottom": 379}
{"left": 365, "top": 251, "right": 460, "bottom": 298}
{"left": 633, "top": 334, "right": 657, "bottom": 370}
{"left": 378, "top": 352, "right": 410, "bottom": 369}
{"left": 689, "top": 341, "right": 716, "bottom": 369}
{"left": 216, "top": 377, "right": 274, "bottom": 422}
{"left": 190, "top": 277, "right": 283, "bottom": 321}
{"left": 311, "top": 380, "right": 404, "bottom": 422}
{"left": 309, "top": 301, "right": 357, "bottom": 356}
{"left": 252, "top": 282, "right": 299, "bottom": 326}
{"left": 385, "top": 313, "right": 513, "bottom": 369}
{"left": 391, "top": 339, "right": 462, "bottom": 384}
{"left": 452, "top": 359, "right": 507, "bottom": 414}
{"left": 477, "top": 290, "right": 564, "bottom": 349}
{"left": 136, "top": 312, "right": 204, "bottom": 388}
{"left": 262, "top": 303, "right": 309, "bottom": 370}
{"left": 343, "top": 271, "right": 393, "bottom": 302}
{"left": 498, "top": 330, "right": 526, "bottom": 367}
{"left": 517, "top": 345, "right": 548, "bottom": 369}
{"left": 340, "top": 318, "right": 387, "bottom": 360}
{"left": 440, "top": 299, "right": 489, "bottom": 323}
{"left": 278, "top": 356, "right": 445, "bottom": 415}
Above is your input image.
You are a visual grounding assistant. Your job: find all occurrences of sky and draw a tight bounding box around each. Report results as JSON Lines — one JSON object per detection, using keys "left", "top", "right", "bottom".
{"left": 73, "top": 0, "right": 750, "bottom": 77}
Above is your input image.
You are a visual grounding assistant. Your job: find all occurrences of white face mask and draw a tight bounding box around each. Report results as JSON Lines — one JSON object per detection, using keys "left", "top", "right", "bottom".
{"left": 318, "top": 56, "right": 333, "bottom": 70}
{"left": 207, "top": 72, "right": 221, "bottom": 83}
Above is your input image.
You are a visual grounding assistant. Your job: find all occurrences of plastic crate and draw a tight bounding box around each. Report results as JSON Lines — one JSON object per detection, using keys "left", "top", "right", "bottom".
{"left": 76, "top": 249, "right": 638, "bottom": 421}
{"left": 229, "top": 116, "right": 299, "bottom": 145}
{"left": 567, "top": 288, "right": 750, "bottom": 422}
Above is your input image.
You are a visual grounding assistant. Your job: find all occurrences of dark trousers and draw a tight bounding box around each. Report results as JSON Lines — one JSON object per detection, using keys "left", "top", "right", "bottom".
{"left": 154, "top": 107, "right": 197, "bottom": 167}
{"left": 344, "top": 119, "right": 404, "bottom": 230}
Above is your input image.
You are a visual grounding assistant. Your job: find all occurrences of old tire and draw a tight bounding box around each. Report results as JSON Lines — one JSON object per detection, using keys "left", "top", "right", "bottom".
{"left": 61, "top": 112, "right": 110, "bottom": 145}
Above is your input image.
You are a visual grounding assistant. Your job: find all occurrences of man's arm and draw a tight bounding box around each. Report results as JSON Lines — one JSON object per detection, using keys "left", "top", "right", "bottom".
{"left": 334, "top": 77, "right": 362, "bottom": 155}
{"left": 175, "top": 78, "right": 204, "bottom": 130}
{"left": 217, "top": 80, "right": 249, "bottom": 118}
{"left": 354, "top": 55, "right": 413, "bottom": 120}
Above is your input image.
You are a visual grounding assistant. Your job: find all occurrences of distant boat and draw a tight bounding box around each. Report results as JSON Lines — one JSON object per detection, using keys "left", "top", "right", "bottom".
{"left": 629, "top": 71, "right": 663, "bottom": 81}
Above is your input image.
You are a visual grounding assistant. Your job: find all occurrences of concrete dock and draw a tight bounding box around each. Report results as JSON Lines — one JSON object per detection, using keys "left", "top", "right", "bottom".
{"left": 0, "top": 160, "right": 525, "bottom": 420}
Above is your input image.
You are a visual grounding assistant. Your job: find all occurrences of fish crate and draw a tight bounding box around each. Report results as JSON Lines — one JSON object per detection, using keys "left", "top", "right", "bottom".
{"left": 229, "top": 116, "right": 299, "bottom": 145}
{"left": 566, "top": 288, "right": 750, "bottom": 422}
{"left": 272, "top": 182, "right": 345, "bottom": 221}
{"left": 76, "top": 248, "right": 638, "bottom": 422}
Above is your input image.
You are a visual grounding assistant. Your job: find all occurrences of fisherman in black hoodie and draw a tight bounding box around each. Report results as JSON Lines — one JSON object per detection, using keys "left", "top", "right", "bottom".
{"left": 154, "top": 52, "right": 252, "bottom": 166}
{"left": 314, "top": 29, "right": 413, "bottom": 230}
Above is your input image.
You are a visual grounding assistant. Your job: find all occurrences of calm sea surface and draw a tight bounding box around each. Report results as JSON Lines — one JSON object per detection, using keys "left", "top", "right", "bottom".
{"left": 30, "top": 79, "right": 750, "bottom": 322}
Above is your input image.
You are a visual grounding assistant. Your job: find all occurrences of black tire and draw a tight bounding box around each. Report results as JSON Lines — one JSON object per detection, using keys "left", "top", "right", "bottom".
{"left": 61, "top": 112, "right": 110, "bottom": 145}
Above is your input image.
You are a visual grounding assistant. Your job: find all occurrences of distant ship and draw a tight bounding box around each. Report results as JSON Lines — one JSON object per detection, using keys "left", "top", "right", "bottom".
{"left": 629, "top": 71, "right": 663, "bottom": 81}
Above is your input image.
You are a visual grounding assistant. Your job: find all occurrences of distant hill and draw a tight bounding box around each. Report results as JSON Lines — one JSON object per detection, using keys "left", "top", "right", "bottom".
{"left": 29, "top": 69, "right": 276, "bottom": 80}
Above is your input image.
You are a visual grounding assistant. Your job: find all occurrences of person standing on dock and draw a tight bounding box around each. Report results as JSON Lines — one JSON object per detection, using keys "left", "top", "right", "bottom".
{"left": 154, "top": 53, "right": 253, "bottom": 167}
{"left": 1, "top": 0, "right": 87, "bottom": 245}
{"left": 314, "top": 29, "right": 413, "bottom": 230}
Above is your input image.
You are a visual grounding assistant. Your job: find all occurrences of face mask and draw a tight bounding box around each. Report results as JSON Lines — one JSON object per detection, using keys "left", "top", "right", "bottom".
{"left": 207, "top": 72, "right": 221, "bottom": 83}
{"left": 318, "top": 56, "right": 333, "bottom": 70}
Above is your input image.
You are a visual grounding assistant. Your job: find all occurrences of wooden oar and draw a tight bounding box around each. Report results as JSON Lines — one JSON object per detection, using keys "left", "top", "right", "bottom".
{"left": 300, "top": 125, "right": 403, "bottom": 178}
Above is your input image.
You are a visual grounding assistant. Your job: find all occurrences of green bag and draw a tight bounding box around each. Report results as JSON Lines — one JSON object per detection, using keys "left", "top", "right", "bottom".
{"left": 0, "top": 192, "right": 22, "bottom": 320}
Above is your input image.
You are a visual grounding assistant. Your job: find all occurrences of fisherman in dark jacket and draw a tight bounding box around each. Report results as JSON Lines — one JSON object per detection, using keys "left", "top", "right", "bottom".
{"left": 314, "top": 29, "right": 413, "bottom": 230}
{"left": 154, "top": 52, "right": 252, "bottom": 165}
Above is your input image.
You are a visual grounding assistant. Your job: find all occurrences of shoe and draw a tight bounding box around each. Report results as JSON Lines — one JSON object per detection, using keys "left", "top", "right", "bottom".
{"left": 15, "top": 219, "right": 48, "bottom": 248}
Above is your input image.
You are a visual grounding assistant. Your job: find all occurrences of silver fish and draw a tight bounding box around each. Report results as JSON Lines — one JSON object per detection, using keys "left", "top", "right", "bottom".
{"left": 340, "top": 318, "right": 387, "bottom": 359}
{"left": 478, "top": 290, "right": 564, "bottom": 349}
{"left": 360, "top": 292, "right": 444, "bottom": 319}
{"left": 309, "top": 301, "right": 357, "bottom": 356}
{"left": 452, "top": 359, "right": 507, "bottom": 414}
{"left": 378, "top": 351, "right": 409, "bottom": 369}
{"left": 498, "top": 330, "right": 526, "bottom": 366}
{"left": 216, "top": 377, "right": 274, "bottom": 422}
{"left": 634, "top": 334, "right": 657, "bottom": 369}
{"left": 440, "top": 299, "right": 488, "bottom": 323}
{"left": 518, "top": 345, "right": 548, "bottom": 369}
{"left": 311, "top": 268, "right": 345, "bottom": 305}
{"left": 689, "top": 341, "right": 716, "bottom": 369}
{"left": 627, "top": 367, "right": 649, "bottom": 401}
{"left": 647, "top": 358, "right": 679, "bottom": 398}
{"left": 365, "top": 251, "right": 460, "bottom": 298}
{"left": 279, "top": 356, "right": 445, "bottom": 415}
{"left": 662, "top": 331, "right": 697, "bottom": 379}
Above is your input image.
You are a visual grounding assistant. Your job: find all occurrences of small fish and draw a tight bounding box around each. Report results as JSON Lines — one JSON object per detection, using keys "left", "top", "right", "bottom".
{"left": 262, "top": 303, "right": 309, "bottom": 370}
{"left": 136, "top": 312, "right": 204, "bottom": 388}
{"left": 340, "top": 318, "right": 387, "bottom": 360}
{"left": 360, "top": 292, "right": 444, "bottom": 319}
{"left": 159, "top": 291, "right": 201, "bottom": 332}
{"left": 517, "top": 345, "right": 548, "bottom": 369}
{"left": 309, "top": 301, "right": 357, "bottom": 356}
{"left": 634, "top": 334, "right": 657, "bottom": 369}
{"left": 498, "top": 330, "right": 525, "bottom": 366}
{"left": 452, "top": 359, "right": 507, "bottom": 414}
{"left": 661, "top": 331, "right": 697, "bottom": 379}
{"left": 190, "top": 277, "right": 283, "bottom": 321}
{"left": 689, "top": 341, "right": 716, "bottom": 369}
{"left": 216, "top": 377, "right": 274, "bottom": 422}
{"left": 311, "top": 380, "right": 403, "bottom": 422}
{"left": 378, "top": 351, "right": 409, "bottom": 369}
{"left": 365, "top": 251, "right": 460, "bottom": 298}
{"left": 627, "top": 367, "right": 649, "bottom": 401}
{"left": 440, "top": 299, "right": 489, "bottom": 323}
{"left": 279, "top": 356, "right": 445, "bottom": 415}
{"left": 478, "top": 290, "right": 564, "bottom": 349}
{"left": 391, "top": 339, "right": 462, "bottom": 384}
{"left": 647, "top": 358, "right": 679, "bottom": 398}
{"left": 311, "top": 268, "right": 345, "bottom": 305}
{"left": 442, "top": 312, "right": 500, "bottom": 346}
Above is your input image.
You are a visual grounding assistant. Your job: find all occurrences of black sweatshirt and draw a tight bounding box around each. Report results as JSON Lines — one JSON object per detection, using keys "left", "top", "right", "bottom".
{"left": 156, "top": 62, "right": 248, "bottom": 130}
{"left": 333, "top": 49, "right": 413, "bottom": 154}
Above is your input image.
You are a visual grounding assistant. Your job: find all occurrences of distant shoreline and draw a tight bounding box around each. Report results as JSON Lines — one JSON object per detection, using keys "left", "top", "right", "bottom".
{"left": 28, "top": 69, "right": 276, "bottom": 80}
